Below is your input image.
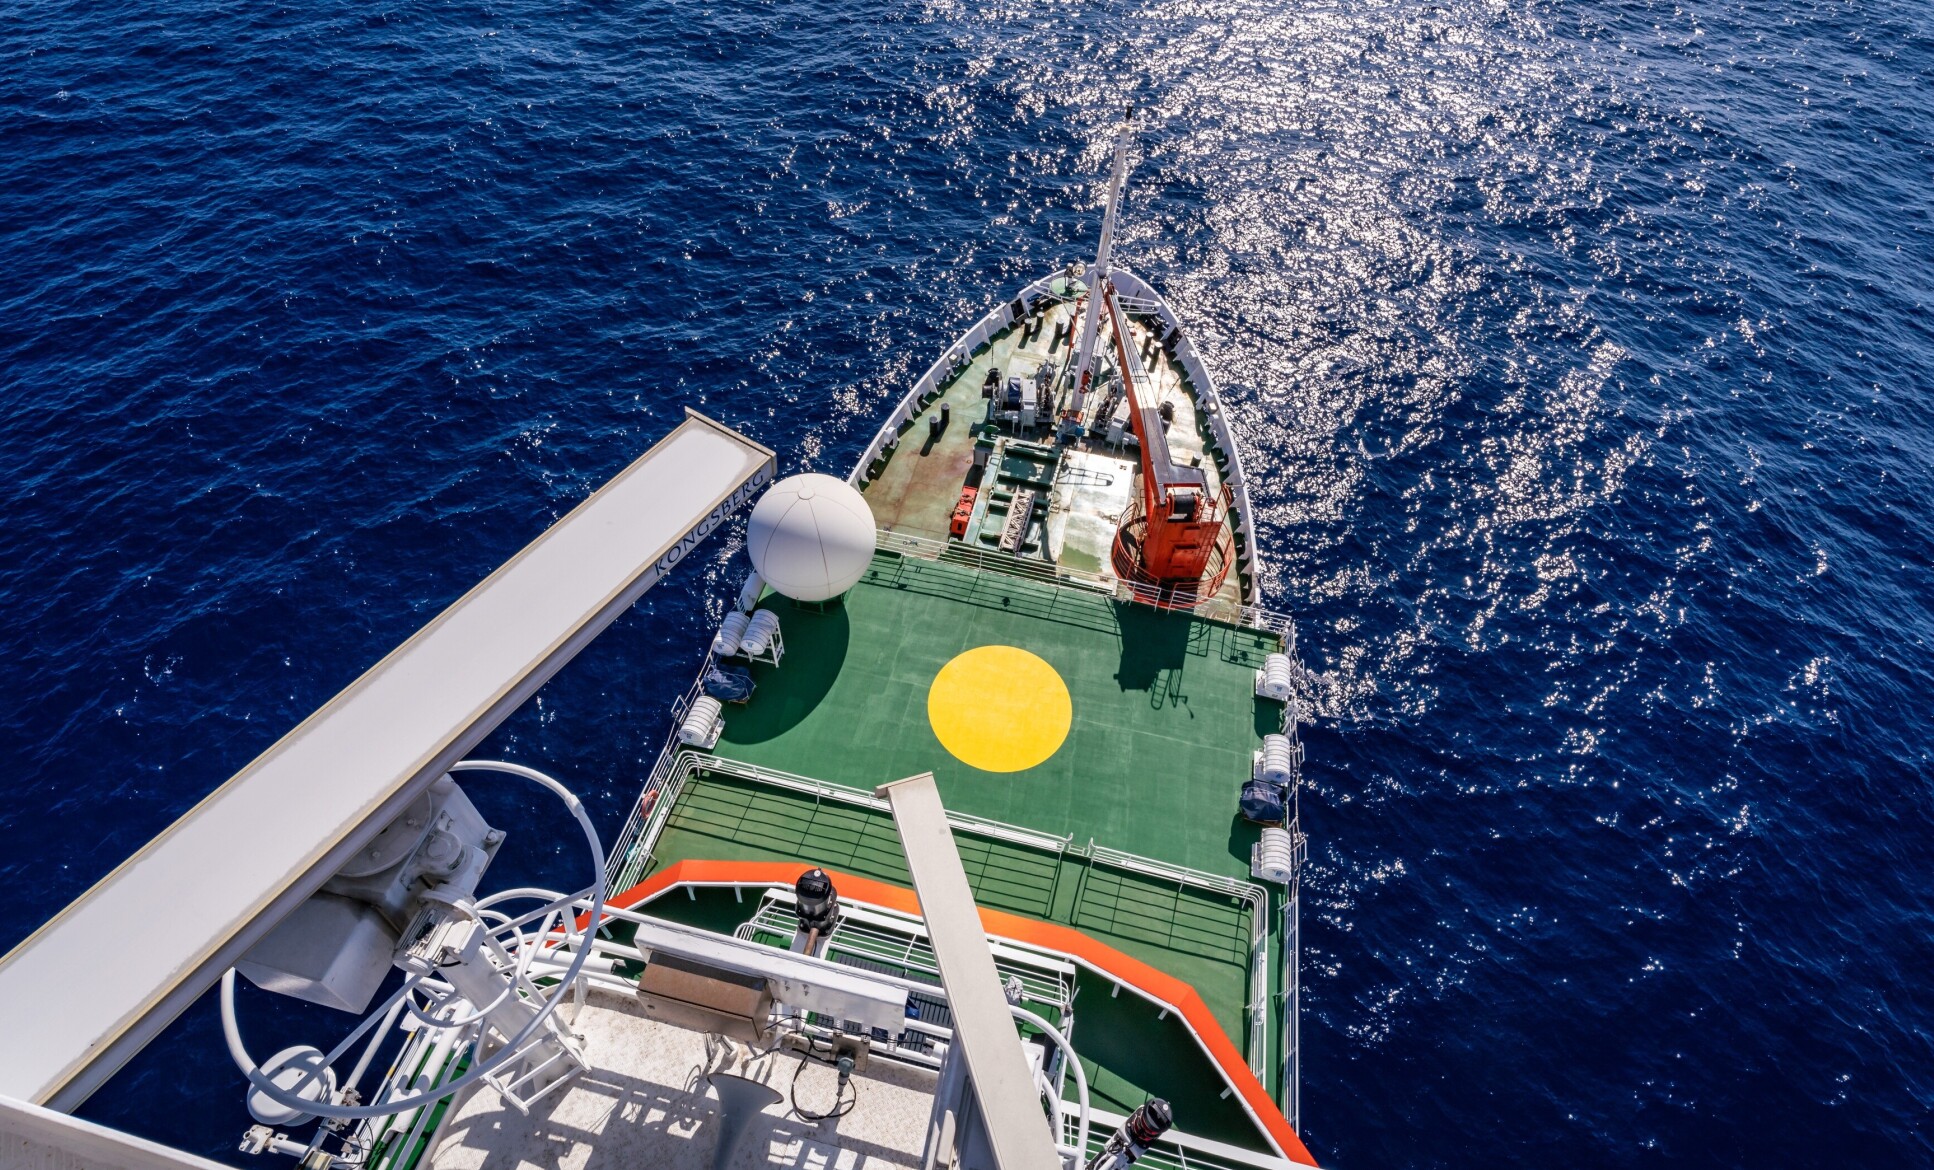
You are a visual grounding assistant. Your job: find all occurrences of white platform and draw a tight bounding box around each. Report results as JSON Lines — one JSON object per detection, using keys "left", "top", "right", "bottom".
{"left": 0, "top": 412, "right": 775, "bottom": 1108}
{"left": 430, "top": 991, "right": 931, "bottom": 1170}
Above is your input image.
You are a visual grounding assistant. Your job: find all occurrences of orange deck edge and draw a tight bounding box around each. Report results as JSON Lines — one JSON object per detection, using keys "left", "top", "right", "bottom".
{"left": 608, "top": 858, "right": 1316, "bottom": 1168}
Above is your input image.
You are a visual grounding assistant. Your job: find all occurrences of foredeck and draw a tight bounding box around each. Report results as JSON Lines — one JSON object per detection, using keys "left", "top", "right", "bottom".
{"left": 859, "top": 294, "right": 1247, "bottom": 605}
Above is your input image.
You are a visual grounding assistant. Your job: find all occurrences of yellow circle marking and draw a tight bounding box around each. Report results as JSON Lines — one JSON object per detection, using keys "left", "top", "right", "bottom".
{"left": 927, "top": 646, "right": 1072, "bottom": 773}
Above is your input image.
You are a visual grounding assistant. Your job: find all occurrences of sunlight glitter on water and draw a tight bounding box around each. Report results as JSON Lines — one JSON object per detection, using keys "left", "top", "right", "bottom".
{"left": 5, "top": 0, "right": 1929, "bottom": 1163}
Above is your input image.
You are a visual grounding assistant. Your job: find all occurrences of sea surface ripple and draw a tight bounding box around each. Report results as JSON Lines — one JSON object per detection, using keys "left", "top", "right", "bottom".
{"left": 1, "top": 0, "right": 1930, "bottom": 1165}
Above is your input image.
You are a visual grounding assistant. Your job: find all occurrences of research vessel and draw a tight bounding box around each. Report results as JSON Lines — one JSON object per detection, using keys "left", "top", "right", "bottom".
{"left": 0, "top": 120, "right": 1315, "bottom": 1170}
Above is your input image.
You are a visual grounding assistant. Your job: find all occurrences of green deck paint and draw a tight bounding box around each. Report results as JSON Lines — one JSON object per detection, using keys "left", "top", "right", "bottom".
{"left": 640, "top": 550, "right": 1295, "bottom": 1144}
{"left": 716, "top": 554, "right": 1281, "bottom": 880}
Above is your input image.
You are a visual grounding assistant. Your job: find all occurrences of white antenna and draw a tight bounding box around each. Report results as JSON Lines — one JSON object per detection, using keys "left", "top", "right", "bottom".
{"left": 1068, "top": 109, "right": 1135, "bottom": 418}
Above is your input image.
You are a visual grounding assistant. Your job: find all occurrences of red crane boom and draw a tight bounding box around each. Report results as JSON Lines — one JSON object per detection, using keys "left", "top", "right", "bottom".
{"left": 1103, "top": 286, "right": 1224, "bottom": 587}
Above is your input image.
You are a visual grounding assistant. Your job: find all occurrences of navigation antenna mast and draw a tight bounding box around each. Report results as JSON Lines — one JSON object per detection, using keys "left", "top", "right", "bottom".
{"left": 1069, "top": 109, "right": 1135, "bottom": 419}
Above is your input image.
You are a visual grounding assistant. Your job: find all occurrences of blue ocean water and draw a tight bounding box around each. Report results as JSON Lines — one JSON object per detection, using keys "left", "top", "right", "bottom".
{"left": 2, "top": 0, "right": 1930, "bottom": 1164}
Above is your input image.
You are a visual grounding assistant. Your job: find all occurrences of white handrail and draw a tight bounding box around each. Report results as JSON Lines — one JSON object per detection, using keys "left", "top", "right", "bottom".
{"left": 872, "top": 526, "right": 1296, "bottom": 642}
{"left": 603, "top": 749, "right": 1277, "bottom": 1082}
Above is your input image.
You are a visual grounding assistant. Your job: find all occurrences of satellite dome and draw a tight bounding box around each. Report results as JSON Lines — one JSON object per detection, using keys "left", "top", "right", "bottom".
{"left": 746, "top": 474, "right": 876, "bottom": 602}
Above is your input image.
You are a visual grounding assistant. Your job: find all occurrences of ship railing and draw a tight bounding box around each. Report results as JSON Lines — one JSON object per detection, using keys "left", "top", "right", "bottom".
{"left": 605, "top": 749, "right": 1077, "bottom": 897}
{"left": 605, "top": 748, "right": 1279, "bottom": 1087}
{"left": 1085, "top": 843, "right": 1273, "bottom": 1084}
{"left": 1267, "top": 708, "right": 1308, "bottom": 1131}
{"left": 604, "top": 659, "right": 1087, "bottom": 895}
{"left": 706, "top": 753, "right": 1078, "bottom": 855}
{"left": 873, "top": 526, "right": 1297, "bottom": 646}
{"left": 1084, "top": 843, "right": 1260, "bottom": 901}
{"left": 605, "top": 748, "right": 689, "bottom": 896}
{"left": 1110, "top": 292, "right": 1166, "bottom": 315}
{"left": 849, "top": 272, "right": 1061, "bottom": 491}
{"left": 734, "top": 891, "right": 1078, "bottom": 1013}
{"left": 864, "top": 538, "right": 1126, "bottom": 641}
{"left": 1283, "top": 863, "right": 1303, "bottom": 1134}
{"left": 603, "top": 671, "right": 710, "bottom": 893}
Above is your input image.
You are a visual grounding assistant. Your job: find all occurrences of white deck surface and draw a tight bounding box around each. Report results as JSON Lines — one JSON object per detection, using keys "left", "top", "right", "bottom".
{"left": 0, "top": 412, "right": 774, "bottom": 1107}
{"left": 1046, "top": 447, "right": 1136, "bottom": 574}
{"left": 430, "top": 992, "right": 931, "bottom": 1170}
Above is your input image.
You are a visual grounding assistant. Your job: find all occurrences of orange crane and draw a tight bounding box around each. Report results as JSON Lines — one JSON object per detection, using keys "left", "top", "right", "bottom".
{"left": 1068, "top": 111, "right": 1227, "bottom": 592}
{"left": 1101, "top": 286, "right": 1224, "bottom": 586}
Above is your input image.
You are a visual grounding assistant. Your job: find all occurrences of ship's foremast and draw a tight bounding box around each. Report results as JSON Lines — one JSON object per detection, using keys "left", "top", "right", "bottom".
{"left": 1068, "top": 111, "right": 1133, "bottom": 419}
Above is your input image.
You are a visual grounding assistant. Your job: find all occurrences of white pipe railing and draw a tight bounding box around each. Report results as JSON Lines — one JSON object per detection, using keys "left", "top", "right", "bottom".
{"left": 608, "top": 750, "right": 1078, "bottom": 887}
{"left": 873, "top": 526, "right": 1295, "bottom": 643}
{"left": 1085, "top": 842, "right": 1272, "bottom": 1081}
{"left": 604, "top": 749, "right": 1277, "bottom": 1083}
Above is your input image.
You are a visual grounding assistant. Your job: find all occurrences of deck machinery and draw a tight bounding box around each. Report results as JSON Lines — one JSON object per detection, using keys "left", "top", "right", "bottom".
{"left": 1062, "top": 112, "right": 1232, "bottom": 598}
{"left": 1100, "top": 286, "right": 1229, "bottom": 592}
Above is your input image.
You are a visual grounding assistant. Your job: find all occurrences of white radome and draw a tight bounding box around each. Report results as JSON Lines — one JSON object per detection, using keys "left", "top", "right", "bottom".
{"left": 745, "top": 473, "right": 877, "bottom": 602}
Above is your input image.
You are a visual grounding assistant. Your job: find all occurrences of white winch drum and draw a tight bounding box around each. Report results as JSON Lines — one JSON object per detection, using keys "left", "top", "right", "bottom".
{"left": 712, "top": 610, "right": 750, "bottom": 658}
{"left": 1255, "top": 733, "right": 1296, "bottom": 787}
{"left": 1255, "top": 652, "right": 1295, "bottom": 702}
{"left": 678, "top": 695, "right": 724, "bottom": 745}
{"left": 739, "top": 608, "right": 780, "bottom": 656}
